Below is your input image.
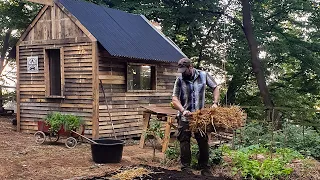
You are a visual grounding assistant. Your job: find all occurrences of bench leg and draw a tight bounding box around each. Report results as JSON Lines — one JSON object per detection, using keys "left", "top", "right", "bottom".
{"left": 162, "top": 116, "right": 172, "bottom": 153}
{"left": 139, "top": 112, "right": 151, "bottom": 148}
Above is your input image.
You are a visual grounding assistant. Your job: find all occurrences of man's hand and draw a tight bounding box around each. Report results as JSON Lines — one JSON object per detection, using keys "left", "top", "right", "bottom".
{"left": 182, "top": 110, "right": 191, "bottom": 116}
{"left": 211, "top": 103, "right": 218, "bottom": 108}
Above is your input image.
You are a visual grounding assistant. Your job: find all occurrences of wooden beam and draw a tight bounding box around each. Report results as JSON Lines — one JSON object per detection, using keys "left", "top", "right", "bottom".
{"left": 92, "top": 41, "right": 99, "bottom": 139}
{"left": 26, "top": 0, "right": 53, "bottom": 6}
{"left": 19, "top": 37, "right": 91, "bottom": 46}
{"left": 43, "top": 49, "right": 50, "bottom": 97}
{"left": 17, "top": 5, "right": 49, "bottom": 46}
{"left": 60, "top": 47, "right": 65, "bottom": 96}
{"left": 51, "top": 4, "right": 56, "bottom": 39}
{"left": 16, "top": 45, "right": 21, "bottom": 132}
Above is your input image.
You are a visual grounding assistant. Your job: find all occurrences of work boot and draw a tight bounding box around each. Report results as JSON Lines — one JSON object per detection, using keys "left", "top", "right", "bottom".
{"left": 181, "top": 166, "right": 194, "bottom": 175}
{"left": 200, "top": 168, "right": 213, "bottom": 176}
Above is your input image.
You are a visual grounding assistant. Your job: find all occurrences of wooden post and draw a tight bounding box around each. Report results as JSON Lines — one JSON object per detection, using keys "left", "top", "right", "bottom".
{"left": 162, "top": 116, "right": 173, "bottom": 153}
{"left": 60, "top": 47, "right": 65, "bottom": 96}
{"left": 139, "top": 112, "right": 151, "bottom": 148}
{"left": 51, "top": 4, "right": 56, "bottom": 39}
{"left": 92, "top": 41, "right": 99, "bottom": 139}
{"left": 16, "top": 46, "right": 21, "bottom": 132}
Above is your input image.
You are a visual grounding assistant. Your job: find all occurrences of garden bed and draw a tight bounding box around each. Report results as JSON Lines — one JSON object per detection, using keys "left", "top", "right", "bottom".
{"left": 86, "top": 165, "right": 232, "bottom": 180}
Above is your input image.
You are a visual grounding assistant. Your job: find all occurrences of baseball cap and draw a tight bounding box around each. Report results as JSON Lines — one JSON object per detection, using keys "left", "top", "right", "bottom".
{"left": 177, "top": 58, "right": 192, "bottom": 73}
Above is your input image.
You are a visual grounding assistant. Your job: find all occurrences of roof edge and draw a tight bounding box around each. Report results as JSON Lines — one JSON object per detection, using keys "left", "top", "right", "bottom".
{"left": 139, "top": 15, "right": 187, "bottom": 61}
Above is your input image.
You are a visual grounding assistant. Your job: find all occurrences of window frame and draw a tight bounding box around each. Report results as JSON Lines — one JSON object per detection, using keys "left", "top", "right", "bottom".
{"left": 44, "top": 47, "right": 65, "bottom": 98}
{"left": 126, "top": 62, "right": 157, "bottom": 92}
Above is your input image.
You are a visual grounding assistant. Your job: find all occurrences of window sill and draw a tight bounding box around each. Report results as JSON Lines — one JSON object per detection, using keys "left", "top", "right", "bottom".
{"left": 45, "top": 95, "right": 65, "bottom": 99}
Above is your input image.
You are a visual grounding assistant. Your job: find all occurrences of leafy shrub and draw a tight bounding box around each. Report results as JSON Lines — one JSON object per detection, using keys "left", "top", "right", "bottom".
{"left": 222, "top": 145, "right": 304, "bottom": 179}
{"left": 165, "top": 141, "right": 180, "bottom": 160}
{"left": 235, "top": 122, "right": 320, "bottom": 160}
{"left": 45, "top": 112, "right": 64, "bottom": 132}
{"left": 64, "top": 114, "right": 83, "bottom": 131}
{"left": 45, "top": 112, "right": 83, "bottom": 132}
{"left": 165, "top": 140, "right": 223, "bottom": 168}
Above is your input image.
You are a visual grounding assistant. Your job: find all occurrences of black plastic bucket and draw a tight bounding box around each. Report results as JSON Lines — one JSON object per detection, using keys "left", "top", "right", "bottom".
{"left": 91, "top": 139, "right": 124, "bottom": 163}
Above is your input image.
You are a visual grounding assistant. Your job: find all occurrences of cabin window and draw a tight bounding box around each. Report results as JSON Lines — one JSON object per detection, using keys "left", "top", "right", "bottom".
{"left": 44, "top": 48, "right": 65, "bottom": 98}
{"left": 127, "top": 64, "right": 156, "bottom": 91}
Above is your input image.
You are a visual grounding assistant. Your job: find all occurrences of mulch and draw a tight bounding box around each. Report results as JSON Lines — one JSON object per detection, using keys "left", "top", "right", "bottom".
{"left": 85, "top": 165, "right": 232, "bottom": 180}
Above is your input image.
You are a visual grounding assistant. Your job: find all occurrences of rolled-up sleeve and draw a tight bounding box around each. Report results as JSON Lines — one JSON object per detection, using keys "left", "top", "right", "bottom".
{"left": 172, "top": 78, "right": 181, "bottom": 97}
{"left": 206, "top": 73, "right": 217, "bottom": 89}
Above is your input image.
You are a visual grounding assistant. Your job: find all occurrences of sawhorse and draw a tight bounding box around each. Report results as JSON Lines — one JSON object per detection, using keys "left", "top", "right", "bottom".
{"left": 139, "top": 105, "right": 177, "bottom": 152}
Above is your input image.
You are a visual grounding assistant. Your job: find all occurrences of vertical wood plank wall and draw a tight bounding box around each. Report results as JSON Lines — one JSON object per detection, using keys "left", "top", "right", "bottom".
{"left": 98, "top": 50, "right": 179, "bottom": 139}
{"left": 18, "top": 4, "right": 94, "bottom": 135}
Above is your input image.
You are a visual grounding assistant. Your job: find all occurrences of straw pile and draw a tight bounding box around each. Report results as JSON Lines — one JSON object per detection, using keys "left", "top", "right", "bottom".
{"left": 111, "top": 167, "right": 150, "bottom": 180}
{"left": 189, "top": 106, "right": 246, "bottom": 135}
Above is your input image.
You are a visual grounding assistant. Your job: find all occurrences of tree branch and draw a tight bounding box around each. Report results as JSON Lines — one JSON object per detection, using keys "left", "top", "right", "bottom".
{"left": 196, "top": 1, "right": 233, "bottom": 68}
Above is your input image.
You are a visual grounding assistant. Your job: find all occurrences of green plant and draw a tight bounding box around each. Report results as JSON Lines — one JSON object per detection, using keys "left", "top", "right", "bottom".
{"left": 64, "top": 114, "right": 83, "bottom": 131}
{"left": 165, "top": 141, "right": 180, "bottom": 161}
{"left": 235, "top": 122, "right": 320, "bottom": 160}
{"left": 165, "top": 140, "right": 223, "bottom": 168}
{"left": 145, "top": 119, "right": 164, "bottom": 161}
{"left": 222, "top": 145, "right": 304, "bottom": 179}
{"left": 45, "top": 112, "right": 64, "bottom": 132}
{"left": 44, "top": 112, "right": 83, "bottom": 133}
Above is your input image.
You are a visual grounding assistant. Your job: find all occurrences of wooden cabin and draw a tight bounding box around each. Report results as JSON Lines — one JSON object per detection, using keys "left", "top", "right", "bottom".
{"left": 16, "top": 0, "right": 186, "bottom": 139}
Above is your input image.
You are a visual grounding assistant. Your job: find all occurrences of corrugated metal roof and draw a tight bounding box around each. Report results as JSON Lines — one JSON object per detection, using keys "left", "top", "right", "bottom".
{"left": 57, "top": 0, "right": 187, "bottom": 62}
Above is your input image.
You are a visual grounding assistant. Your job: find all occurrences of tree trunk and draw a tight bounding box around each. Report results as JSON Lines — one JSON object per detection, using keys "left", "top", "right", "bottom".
{"left": 241, "top": 0, "right": 283, "bottom": 128}
{"left": 222, "top": 77, "right": 238, "bottom": 105}
{"left": 240, "top": 0, "right": 273, "bottom": 108}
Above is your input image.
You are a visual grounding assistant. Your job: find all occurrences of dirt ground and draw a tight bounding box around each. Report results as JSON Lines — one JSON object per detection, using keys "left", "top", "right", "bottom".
{"left": 1, "top": 116, "right": 319, "bottom": 180}
{"left": 0, "top": 117, "right": 231, "bottom": 180}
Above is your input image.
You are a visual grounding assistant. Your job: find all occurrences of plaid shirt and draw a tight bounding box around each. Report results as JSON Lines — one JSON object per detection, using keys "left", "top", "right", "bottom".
{"left": 172, "top": 69, "right": 217, "bottom": 114}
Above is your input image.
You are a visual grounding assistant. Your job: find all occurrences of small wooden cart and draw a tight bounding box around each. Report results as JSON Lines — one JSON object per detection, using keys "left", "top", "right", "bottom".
{"left": 34, "top": 121, "right": 85, "bottom": 148}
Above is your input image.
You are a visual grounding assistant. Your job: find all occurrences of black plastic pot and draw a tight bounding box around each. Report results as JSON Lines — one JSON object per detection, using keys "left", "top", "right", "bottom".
{"left": 91, "top": 139, "right": 124, "bottom": 163}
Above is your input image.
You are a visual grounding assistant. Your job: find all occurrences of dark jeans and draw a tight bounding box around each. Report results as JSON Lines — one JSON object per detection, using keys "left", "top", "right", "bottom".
{"left": 177, "top": 117, "right": 209, "bottom": 169}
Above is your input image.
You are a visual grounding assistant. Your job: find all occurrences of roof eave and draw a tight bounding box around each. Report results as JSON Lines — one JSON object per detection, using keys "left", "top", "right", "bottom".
{"left": 139, "top": 15, "right": 187, "bottom": 61}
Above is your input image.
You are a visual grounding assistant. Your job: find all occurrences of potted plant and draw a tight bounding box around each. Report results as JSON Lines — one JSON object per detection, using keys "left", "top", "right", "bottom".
{"left": 44, "top": 112, "right": 83, "bottom": 134}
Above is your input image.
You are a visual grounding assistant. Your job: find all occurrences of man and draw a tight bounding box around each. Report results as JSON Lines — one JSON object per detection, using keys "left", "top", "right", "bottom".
{"left": 171, "top": 58, "right": 220, "bottom": 176}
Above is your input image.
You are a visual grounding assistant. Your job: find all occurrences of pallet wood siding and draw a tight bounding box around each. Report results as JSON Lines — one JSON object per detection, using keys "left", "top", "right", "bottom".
{"left": 18, "top": 42, "right": 94, "bottom": 134}
{"left": 18, "top": 3, "right": 94, "bottom": 135}
{"left": 98, "top": 50, "right": 179, "bottom": 138}
{"left": 24, "top": 4, "right": 87, "bottom": 42}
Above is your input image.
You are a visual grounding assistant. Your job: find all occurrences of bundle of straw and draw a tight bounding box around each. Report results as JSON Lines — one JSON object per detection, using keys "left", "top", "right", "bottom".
{"left": 188, "top": 106, "right": 246, "bottom": 135}
{"left": 111, "top": 167, "right": 150, "bottom": 180}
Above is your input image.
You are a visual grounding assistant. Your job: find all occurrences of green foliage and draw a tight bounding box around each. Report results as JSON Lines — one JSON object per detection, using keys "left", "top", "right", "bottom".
{"left": 165, "top": 140, "right": 223, "bottom": 168}
{"left": 222, "top": 145, "right": 304, "bottom": 179}
{"left": 145, "top": 119, "right": 164, "bottom": 139}
{"left": 0, "top": 0, "right": 41, "bottom": 60}
{"left": 235, "top": 122, "right": 320, "bottom": 160}
{"left": 63, "top": 114, "right": 83, "bottom": 131}
{"left": 45, "top": 112, "right": 64, "bottom": 132}
{"left": 145, "top": 119, "right": 164, "bottom": 161}
{"left": 165, "top": 141, "right": 180, "bottom": 161}
{"left": 44, "top": 112, "right": 83, "bottom": 132}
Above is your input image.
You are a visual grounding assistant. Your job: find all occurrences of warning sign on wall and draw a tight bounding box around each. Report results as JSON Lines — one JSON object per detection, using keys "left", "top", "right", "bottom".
{"left": 27, "top": 56, "right": 39, "bottom": 73}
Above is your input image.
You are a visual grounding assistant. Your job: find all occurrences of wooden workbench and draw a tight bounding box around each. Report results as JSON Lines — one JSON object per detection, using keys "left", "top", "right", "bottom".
{"left": 139, "top": 105, "right": 178, "bottom": 152}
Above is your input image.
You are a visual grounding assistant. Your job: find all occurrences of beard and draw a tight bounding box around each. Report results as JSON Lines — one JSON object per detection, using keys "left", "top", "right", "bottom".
{"left": 182, "top": 73, "right": 193, "bottom": 80}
